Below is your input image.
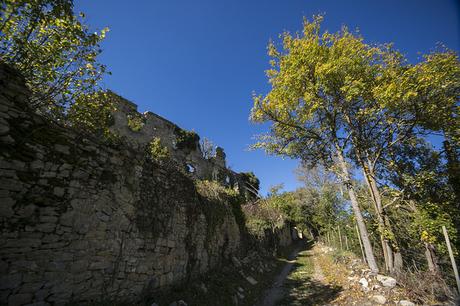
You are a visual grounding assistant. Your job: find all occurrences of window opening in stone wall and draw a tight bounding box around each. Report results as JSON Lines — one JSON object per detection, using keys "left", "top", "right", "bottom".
{"left": 187, "top": 164, "right": 196, "bottom": 173}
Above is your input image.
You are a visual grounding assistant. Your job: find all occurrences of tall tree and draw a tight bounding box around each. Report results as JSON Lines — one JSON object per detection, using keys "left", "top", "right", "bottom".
{"left": 251, "top": 16, "right": 380, "bottom": 272}
{"left": 252, "top": 15, "right": 460, "bottom": 273}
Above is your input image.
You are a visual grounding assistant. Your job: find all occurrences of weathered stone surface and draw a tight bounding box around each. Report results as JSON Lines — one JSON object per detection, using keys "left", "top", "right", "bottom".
{"left": 376, "top": 274, "right": 397, "bottom": 288}
{"left": 359, "top": 277, "right": 369, "bottom": 288}
{"left": 245, "top": 276, "right": 258, "bottom": 285}
{"left": 398, "top": 300, "right": 415, "bottom": 306}
{"left": 8, "top": 293, "right": 33, "bottom": 306}
{"left": 0, "top": 274, "right": 22, "bottom": 289}
{"left": 371, "top": 294, "right": 387, "bottom": 305}
{"left": 0, "top": 197, "right": 14, "bottom": 217}
{"left": 0, "top": 63, "right": 293, "bottom": 305}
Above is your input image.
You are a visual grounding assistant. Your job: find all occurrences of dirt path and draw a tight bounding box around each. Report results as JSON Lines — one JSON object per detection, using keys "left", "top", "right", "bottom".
{"left": 256, "top": 246, "right": 304, "bottom": 306}
{"left": 258, "top": 243, "right": 417, "bottom": 306}
{"left": 257, "top": 243, "right": 342, "bottom": 306}
{"left": 311, "top": 252, "right": 325, "bottom": 283}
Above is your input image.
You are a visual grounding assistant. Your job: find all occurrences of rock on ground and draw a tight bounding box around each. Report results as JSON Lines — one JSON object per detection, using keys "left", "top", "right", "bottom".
{"left": 371, "top": 294, "right": 387, "bottom": 305}
{"left": 398, "top": 300, "right": 415, "bottom": 306}
{"left": 376, "top": 274, "right": 397, "bottom": 288}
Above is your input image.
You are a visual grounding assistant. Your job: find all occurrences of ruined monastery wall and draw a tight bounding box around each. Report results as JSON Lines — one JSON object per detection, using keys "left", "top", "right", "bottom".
{"left": 0, "top": 63, "right": 295, "bottom": 306}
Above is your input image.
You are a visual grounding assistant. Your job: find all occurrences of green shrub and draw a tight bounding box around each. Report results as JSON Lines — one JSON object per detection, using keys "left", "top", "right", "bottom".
{"left": 149, "top": 137, "right": 169, "bottom": 161}
{"left": 67, "top": 91, "right": 115, "bottom": 132}
{"left": 195, "top": 180, "right": 239, "bottom": 200}
{"left": 174, "top": 127, "right": 200, "bottom": 150}
{"left": 127, "top": 114, "right": 145, "bottom": 132}
{"left": 242, "top": 200, "right": 285, "bottom": 236}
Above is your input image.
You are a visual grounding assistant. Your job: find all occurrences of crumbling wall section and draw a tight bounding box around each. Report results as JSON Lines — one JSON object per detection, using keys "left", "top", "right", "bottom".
{"left": 0, "top": 63, "right": 295, "bottom": 305}
{"left": 0, "top": 64, "right": 245, "bottom": 305}
{"left": 107, "top": 92, "right": 243, "bottom": 192}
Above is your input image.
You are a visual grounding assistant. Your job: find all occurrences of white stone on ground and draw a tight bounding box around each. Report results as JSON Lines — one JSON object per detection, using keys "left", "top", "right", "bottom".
{"left": 376, "top": 274, "right": 397, "bottom": 288}
{"left": 371, "top": 294, "right": 387, "bottom": 304}
{"left": 359, "top": 277, "right": 369, "bottom": 288}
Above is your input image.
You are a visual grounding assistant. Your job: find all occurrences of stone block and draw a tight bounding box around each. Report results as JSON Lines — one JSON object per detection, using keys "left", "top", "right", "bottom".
{"left": 11, "top": 260, "right": 39, "bottom": 272}
{"left": 39, "top": 216, "right": 58, "bottom": 223}
{"left": 6, "top": 238, "right": 41, "bottom": 249}
{"left": 35, "top": 223, "right": 55, "bottom": 233}
{"left": 0, "top": 197, "right": 14, "bottom": 217}
{"left": 42, "top": 235, "right": 60, "bottom": 244}
{"left": 8, "top": 293, "right": 33, "bottom": 306}
{"left": 19, "top": 282, "right": 44, "bottom": 293}
{"left": 70, "top": 260, "right": 88, "bottom": 273}
{"left": 53, "top": 187, "right": 65, "bottom": 197}
{"left": 45, "top": 261, "right": 66, "bottom": 272}
{"left": 89, "top": 261, "right": 111, "bottom": 270}
{"left": 73, "top": 271, "right": 92, "bottom": 283}
{"left": 54, "top": 144, "right": 70, "bottom": 155}
{"left": 0, "top": 179, "right": 22, "bottom": 191}
{"left": 34, "top": 288, "right": 50, "bottom": 301}
{"left": 0, "top": 274, "right": 22, "bottom": 289}
{"left": 59, "top": 212, "right": 73, "bottom": 227}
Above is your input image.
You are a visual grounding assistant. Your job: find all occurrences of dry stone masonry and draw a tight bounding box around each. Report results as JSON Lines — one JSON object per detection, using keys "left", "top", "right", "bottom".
{"left": 107, "top": 91, "right": 253, "bottom": 197}
{"left": 0, "top": 63, "right": 296, "bottom": 305}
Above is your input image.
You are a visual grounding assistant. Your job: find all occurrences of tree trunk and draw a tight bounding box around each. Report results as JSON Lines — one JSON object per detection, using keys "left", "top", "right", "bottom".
{"left": 336, "top": 149, "right": 379, "bottom": 272}
{"left": 393, "top": 251, "right": 403, "bottom": 273}
{"left": 424, "top": 242, "right": 440, "bottom": 275}
{"left": 361, "top": 158, "right": 403, "bottom": 273}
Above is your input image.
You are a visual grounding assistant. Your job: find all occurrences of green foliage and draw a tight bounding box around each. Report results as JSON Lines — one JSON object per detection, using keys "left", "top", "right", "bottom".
{"left": 0, "top": 0, "right": 109, "bottom": 115}
{"left": 195, "top": 179, "right": 239, "bottom": 200}
{"left": 242, "top": 200, "right": 285, "bottom": 236}
{"left": 67, "top": 90, "right": 114, "bottom": 132}
{"left": 240, "top": 171, "right": 260, "bottom": 193}
{"left": 127, "top": 113, "right": 145, "bottom": 132}
{"left": 385, "top": 139, "right": 459, "bottom": 255}
{"left": 148, "top": 137, "right": 169, "bottom": 161}
{"left": 195, "top": 180, "right": 245, "bottom": 245}
{"left": 174, "top": 127, "right": 200, "bottom": 151}
{"left": 250, "top": 14, "right": 459, "bottom": 272}
{"left": 266, "top": 184, "right": 346, "bottom": 235}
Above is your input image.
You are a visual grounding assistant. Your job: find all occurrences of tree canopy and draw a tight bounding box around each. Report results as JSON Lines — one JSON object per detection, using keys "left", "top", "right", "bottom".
{"left": 251, "top": 15, "right": 460, "bottom": 274}
{"left": 0, "top": 0, "right": 108, "bottom": 117}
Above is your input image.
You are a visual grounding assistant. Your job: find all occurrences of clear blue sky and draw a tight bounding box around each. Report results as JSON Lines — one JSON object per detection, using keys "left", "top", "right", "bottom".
{"left": 75, "top": 0, "right": 459, "bottom": 195}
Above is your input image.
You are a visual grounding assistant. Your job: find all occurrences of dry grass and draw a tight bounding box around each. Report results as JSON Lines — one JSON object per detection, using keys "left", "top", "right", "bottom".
{"left": 195, "top": 179, "right": 239, "bottom": 200}
{"left": 395, "top": 269, "right": 456, "bottom": 305}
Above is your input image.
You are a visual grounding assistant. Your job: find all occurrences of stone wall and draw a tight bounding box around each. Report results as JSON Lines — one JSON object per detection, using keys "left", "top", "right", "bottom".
{"left": 107, "top": 91, "right": 255, "bottom": 197}
{"left": 0, "top": 63, "right": 296, "bottom": 306}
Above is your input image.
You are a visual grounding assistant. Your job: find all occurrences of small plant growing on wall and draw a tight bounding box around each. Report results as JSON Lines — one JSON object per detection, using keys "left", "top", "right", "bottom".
{"left": 127, "top": 113, "right": 145, "bottom": 132}
{"left": 149, "top": 137, "right": 169, "bottom": 161}
{"left": 174, "top": 127, "right": 200, "bottom": 150}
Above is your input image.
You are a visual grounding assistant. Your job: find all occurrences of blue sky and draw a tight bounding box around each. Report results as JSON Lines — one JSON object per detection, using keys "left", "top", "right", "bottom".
{"left": 74, "top": 0, "right": 459, "bottom": 195}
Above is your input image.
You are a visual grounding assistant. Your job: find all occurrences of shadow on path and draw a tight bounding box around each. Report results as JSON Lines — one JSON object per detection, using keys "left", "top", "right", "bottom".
{"left": 278, "top": 258, "right": 341, "bottom": 305}
{"left": 257, "top": 240, "right": 342, "bottom": 306}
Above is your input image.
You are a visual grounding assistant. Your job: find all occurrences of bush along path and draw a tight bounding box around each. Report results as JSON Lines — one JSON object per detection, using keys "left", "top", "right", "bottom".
{"left": 258, "top": 242, "right": 422, "bottom": 306}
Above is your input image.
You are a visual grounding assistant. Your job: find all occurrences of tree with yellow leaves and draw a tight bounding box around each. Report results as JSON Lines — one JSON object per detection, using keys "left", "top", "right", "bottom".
{"left": 251, "top": 15, "right": 459, "bottom": 273}
{"left": 0, "top": 0, "right": 109, "bottom": 118}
